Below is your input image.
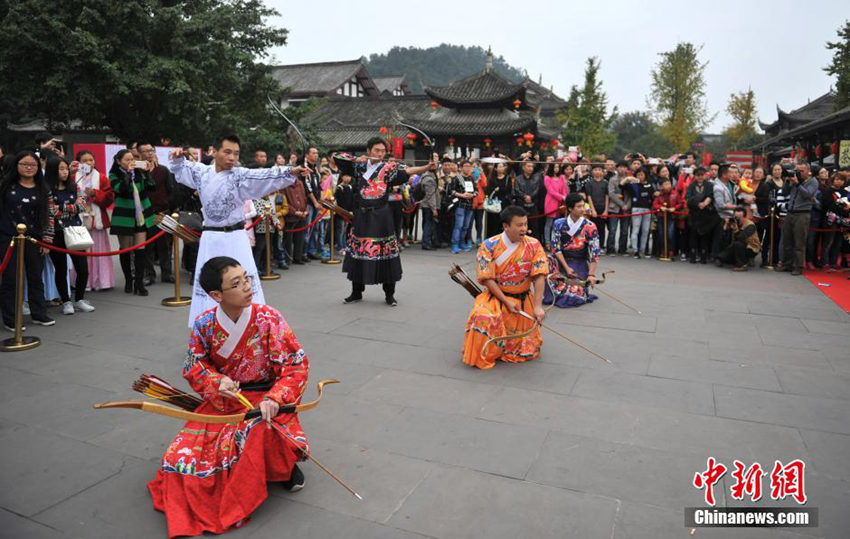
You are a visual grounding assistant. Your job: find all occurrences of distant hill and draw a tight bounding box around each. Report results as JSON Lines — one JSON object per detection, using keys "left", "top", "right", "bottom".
{"left": 365, "top": 44, "right": 526, "bottom": 94}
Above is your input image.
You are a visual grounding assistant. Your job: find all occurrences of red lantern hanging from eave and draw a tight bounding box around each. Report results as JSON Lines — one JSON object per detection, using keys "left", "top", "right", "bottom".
{"left": 483, "top": 137, "right": 492, "bottom": 148}
{"left": 513, "top": 98, "right": 522, "bottom": 109}
{"left": 448, "top": 136, "right": 456, "bottom": 146}
{"left": 540, "top": 142, "right": 549, "bottom": 150}
{"left": 516, "top": 136, "right": 524, "bottom": 146}
{"left": 430, "top": 101, "right": 438, "bottom": 110}
{"left": 831, "top": 142, "right": 838, "bottom": 155}
{"left": 551, "top": 138, "right": 559, "bottom": 147}
{"left": 406, "top": 133, "right": 417, "bottom": 146}
{"left": 523, "top": 132, "right": 534, "bottom": 142}
{"left": 379, "top": 126, "right": 388, "bottom": 134}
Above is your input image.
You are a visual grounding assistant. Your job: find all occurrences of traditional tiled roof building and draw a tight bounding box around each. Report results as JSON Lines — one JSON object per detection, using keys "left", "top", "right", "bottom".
{"left": 292, "top": 50, "right": 566, "bottom": 159}
{"left": 752, "top": 92, "right": 850, "bottom": 166}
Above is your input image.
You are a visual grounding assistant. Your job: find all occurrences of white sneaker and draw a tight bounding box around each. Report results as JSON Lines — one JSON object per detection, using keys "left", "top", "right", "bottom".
{"left": 73, "top": 299, "right": 95, "bottom": 312}
{"left": 62, "top": 301, "right": 75, "bottom": 315}
{"left": 22, "top": 301, "right": 30, "bottom": 316}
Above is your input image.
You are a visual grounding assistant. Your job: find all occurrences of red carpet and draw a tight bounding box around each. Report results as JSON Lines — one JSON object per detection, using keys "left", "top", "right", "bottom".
{"left": 804, "top": 268, "right": 850, "bottom": 313}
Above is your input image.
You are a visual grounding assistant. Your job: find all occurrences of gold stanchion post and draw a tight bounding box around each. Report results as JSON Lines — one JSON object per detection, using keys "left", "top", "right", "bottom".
{"left": 260, "top": 212, "right": 280, "bottom": 280}
{"left": 2, "top": 224, "right": 41, "bottom": 352}
{"left": 162, "top": 214, "right": 192, "bottom": 307}
{"left": 766, "top": 207, "right": 775, "bottom": 271}
{"left": 659, "top": 206, "right": 671, "bottom": 261}
{"left": 323, "top": 213, "right": 341, "bottom": 265}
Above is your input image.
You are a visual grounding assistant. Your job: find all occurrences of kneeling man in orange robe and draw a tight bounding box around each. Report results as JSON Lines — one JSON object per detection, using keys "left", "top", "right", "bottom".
{"left": 462, "top": 206, "right": 549, "bottom": 369}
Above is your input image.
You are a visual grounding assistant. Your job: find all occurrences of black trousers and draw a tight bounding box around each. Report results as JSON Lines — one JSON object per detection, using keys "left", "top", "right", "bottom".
{"left": 689, "top": 227, "right": 714, "bottom": 260}
{"left": 145, "top": 233, "right": 173, "bottom": 280}
{"left": 283, "top": 223, "right": 305, "bottom": 262}
{"left": 50, "top": 231, "right": 89, "bottom": 302}
{"left": 0, "top": 236, "right": 47, "bottom": 324}
{"left": 351, "top": 280, "right": 395, "bottom": 297}
{"left": 589, "top": 216, "right": 607, "bottom": 250}
{"left": 719, "top": 242, "right": 756, "bottom": 267}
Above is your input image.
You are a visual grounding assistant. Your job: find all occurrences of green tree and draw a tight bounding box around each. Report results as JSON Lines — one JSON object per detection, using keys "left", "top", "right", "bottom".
{"left": 611, "top": 111, "right": 674, "bottom": 158}
{"left": 0, "top": 0, "right": 289, "bottom": 145}
{"left": 824, "top": 20, "right": 850, "bottom": 110}
{"left": 366, "top": 44, "right": 526, "bottom": 94}
{"left": 557, "top": 57, "right": 617, "bottom": 156}
{"left": 648, "top": 42, "right": 713, "bottom": 152}
{"left": 724, "top": 89, "right": 759, "bottom": 149}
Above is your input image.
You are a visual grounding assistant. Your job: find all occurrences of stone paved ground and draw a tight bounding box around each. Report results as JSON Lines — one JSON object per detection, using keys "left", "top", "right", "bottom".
{"left": 1, "top": 246, "right": 848, "bottom": 538}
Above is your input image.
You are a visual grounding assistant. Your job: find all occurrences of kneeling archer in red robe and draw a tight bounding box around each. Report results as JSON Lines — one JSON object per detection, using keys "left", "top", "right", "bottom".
{"left": 147, "top": 256, "right": 310, "bottom": 537}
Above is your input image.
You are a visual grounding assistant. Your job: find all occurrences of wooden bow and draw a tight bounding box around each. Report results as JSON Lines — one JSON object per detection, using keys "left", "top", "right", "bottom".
{"left": 93, "top": 379, "right": 339, "bottom": 424}
{"left": 480, "top": 316, "right": 540, "bottom": 359}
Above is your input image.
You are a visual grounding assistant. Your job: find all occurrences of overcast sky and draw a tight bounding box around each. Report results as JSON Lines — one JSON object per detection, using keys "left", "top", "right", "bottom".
{"left": 266, "top": 0, "right": 846, "bottom": 132}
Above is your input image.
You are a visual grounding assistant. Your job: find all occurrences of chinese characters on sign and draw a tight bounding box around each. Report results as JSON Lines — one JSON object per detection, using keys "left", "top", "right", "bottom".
{"left": 839, "top": 140, "right": 850, "bottom": 169}
{"left": 693, "top": 458, "right": 807, "bottom": 506}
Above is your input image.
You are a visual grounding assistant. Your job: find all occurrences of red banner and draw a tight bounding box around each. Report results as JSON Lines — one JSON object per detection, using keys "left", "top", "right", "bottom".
{"left": 393, "top": 137, "right": 403, "bottom": 159}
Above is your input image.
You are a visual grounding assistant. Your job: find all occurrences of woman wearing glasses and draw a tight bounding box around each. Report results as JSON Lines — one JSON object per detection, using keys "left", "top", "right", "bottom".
{"left": 0, "top": 151, "right": 57, "bottom": 329}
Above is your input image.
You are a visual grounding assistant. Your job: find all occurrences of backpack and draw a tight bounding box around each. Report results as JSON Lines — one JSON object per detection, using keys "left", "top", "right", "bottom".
{"left": 412, "top": 176, "right": 428, "bottom": 202}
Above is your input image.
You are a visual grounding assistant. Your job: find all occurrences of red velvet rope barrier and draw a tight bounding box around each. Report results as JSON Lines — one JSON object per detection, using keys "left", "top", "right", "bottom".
{"left": 246, "top": 215, "right": 264, "bottom": 230}
{"left": 32, "top": 230, "right": 167, "bottom": 257}
{"left": 402, "top": 202, "right": 419, "bottom": 214}
{"left": 0, "top": 240, "right": 14, "bottom": 274}
{"left": 284, "top": 209, "right": 328, "bottom": 233}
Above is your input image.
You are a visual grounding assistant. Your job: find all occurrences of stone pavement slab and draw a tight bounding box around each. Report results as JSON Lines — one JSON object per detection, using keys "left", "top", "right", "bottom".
{"left": 386, "top": 465, "right": 619, "bottom": 539}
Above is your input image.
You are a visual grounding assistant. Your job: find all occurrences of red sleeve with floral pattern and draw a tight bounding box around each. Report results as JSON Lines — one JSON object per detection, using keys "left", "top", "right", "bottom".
{"left": 183, "top": 314, "right": 225, "bottom": 409}
{"left": 263, "top": 312, "right": 309, "bottom": 406}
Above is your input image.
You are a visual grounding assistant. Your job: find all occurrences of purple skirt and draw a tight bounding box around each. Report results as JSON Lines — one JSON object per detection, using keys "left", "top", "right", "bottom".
{"left": 542, "top": 254, "right": 597, "bottom": 308}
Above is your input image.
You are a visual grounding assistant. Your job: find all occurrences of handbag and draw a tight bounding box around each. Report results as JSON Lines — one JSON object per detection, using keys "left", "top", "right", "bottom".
{"left": 484, "top": 187, "right": 502, "bottom": 214}
{"left": 63, "top": 225, "right": 94, "bottom": 251}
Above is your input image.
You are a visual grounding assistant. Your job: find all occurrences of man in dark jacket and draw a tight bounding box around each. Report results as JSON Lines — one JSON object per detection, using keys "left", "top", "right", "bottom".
{"left": 778, "top": 163, "right": 818, "bottom": 275}
{"left": 514, "top": 160, "right": 542, "bottom": 242}
{"left": 140, "top": 142, "right": 176, "bottom": 283}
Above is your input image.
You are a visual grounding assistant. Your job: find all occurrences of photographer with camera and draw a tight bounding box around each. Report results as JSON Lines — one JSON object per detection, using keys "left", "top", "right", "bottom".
{"left": 716, "top": 206, "right": 761, "bottom": 271}
{"left": 777, "top": 163, "right": 818, "bottom": 275}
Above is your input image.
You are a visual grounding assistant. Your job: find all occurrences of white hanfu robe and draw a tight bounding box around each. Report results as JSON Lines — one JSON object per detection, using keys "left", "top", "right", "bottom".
{"left": 169, "top": 158, "right": 297, "bottom": 326}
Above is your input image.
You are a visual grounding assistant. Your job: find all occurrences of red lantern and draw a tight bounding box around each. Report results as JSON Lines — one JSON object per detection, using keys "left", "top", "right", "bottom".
{"left": 430, "top": 101, "right": 438, "bottom": 110}
{"left": 551, "top": 138, "right": 559, "bottom": 147}
{"left": 523, "top": 132, "right": 534, "bottom": 142}
{"left": 448, "top": 137, "right": 456, "bottom": 146}
{"left": 540, "top": 142, "right": 549, "bottom": 150}
{"left": 483, "top": 137, "right": 492, "bottom": 148}
{"left": 790, "top": 149, "right": 796, "bottom": 159}
{"left": 831, "top": 142, "right": 838, "bottom": 155}
{"left": 516, "top": 136, "right": 524, "bottom": 146}
{"left": 406, "top": 133, "right": 417, "bottom": 146}
{"left": 513, "top": 98, "right": 522, "bottom": 109}
{"left": 379, "top": 126, "right": 387, "bottom": 134}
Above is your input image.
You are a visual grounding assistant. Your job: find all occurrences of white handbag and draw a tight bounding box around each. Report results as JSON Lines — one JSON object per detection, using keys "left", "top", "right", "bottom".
{"left": 63, "top": 225, "right": 94, "bottom": 251}
{"left": 483, "top": 187, "right": 502, "bottom": 214}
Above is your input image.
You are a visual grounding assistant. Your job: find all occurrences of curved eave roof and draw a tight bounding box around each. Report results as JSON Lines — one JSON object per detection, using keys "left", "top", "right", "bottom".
{"left": 416, "top": 109, "right": 536, "bottom": 136}
{"left": 425, "top": 70, "right": 526, "bottom": 108}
